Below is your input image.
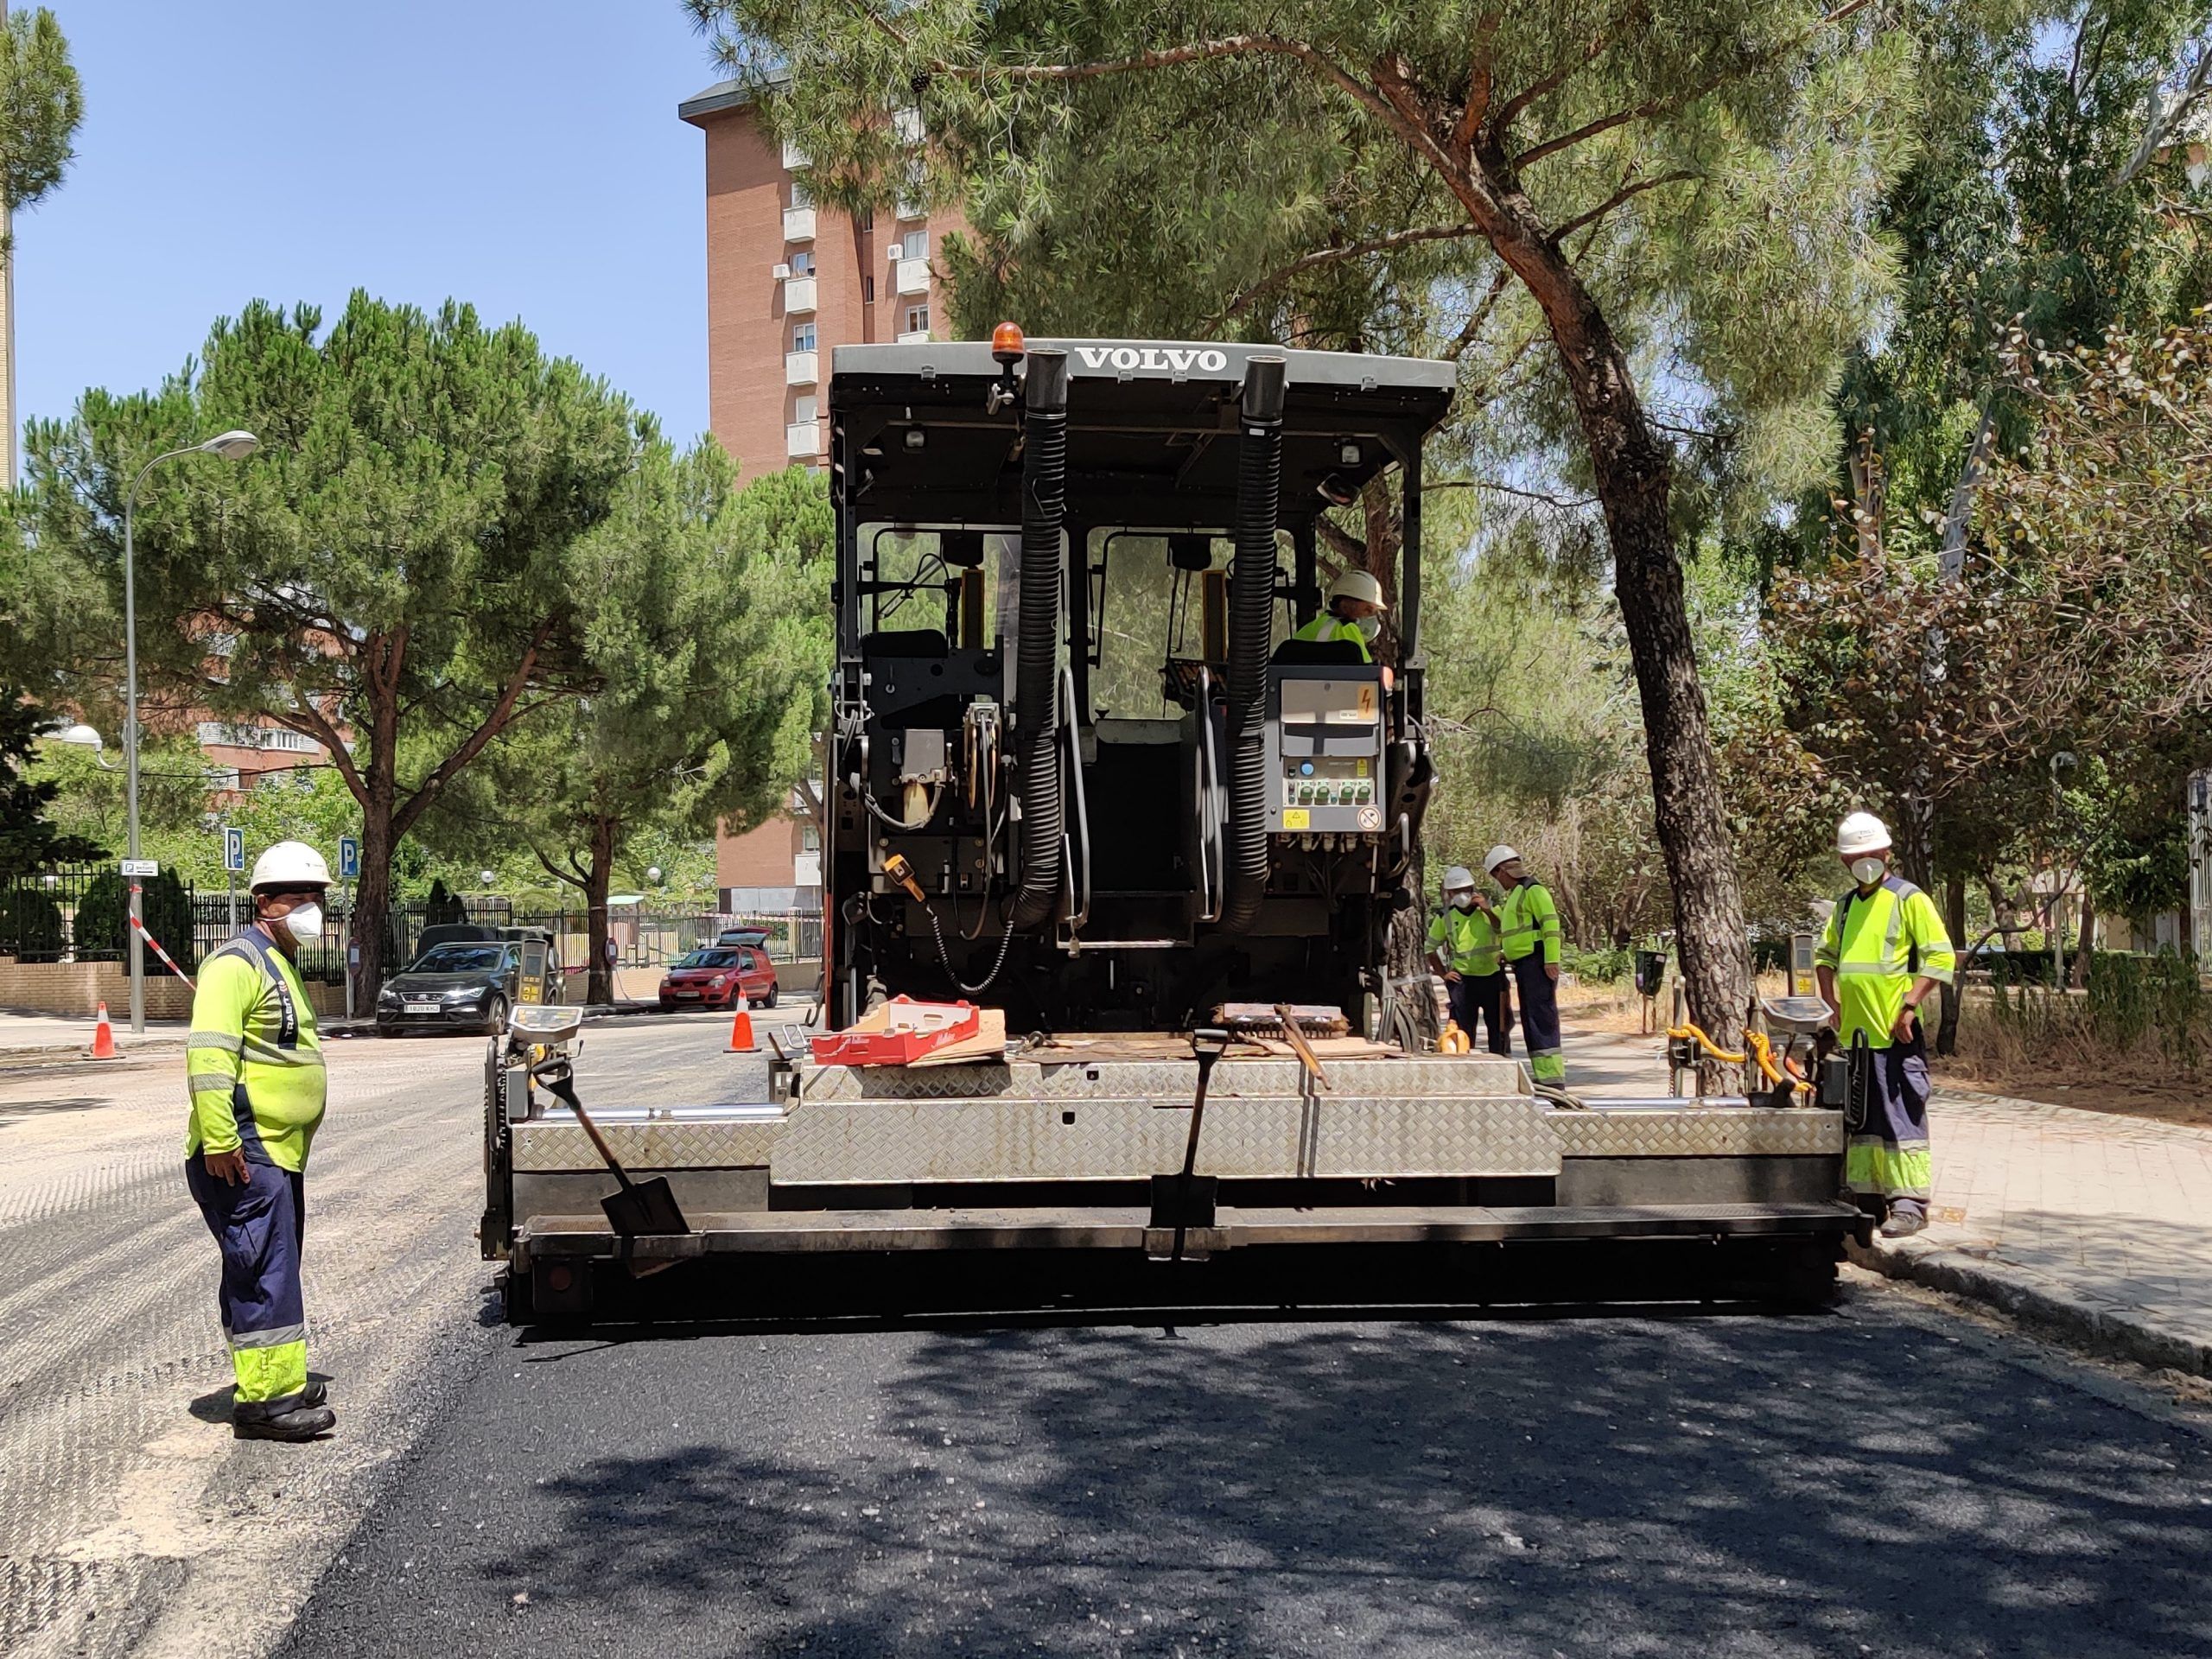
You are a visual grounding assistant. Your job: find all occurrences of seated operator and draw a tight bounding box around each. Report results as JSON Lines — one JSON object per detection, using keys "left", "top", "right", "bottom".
{"left": 1289, "top": 571, "right": 1386, "bottom": 663}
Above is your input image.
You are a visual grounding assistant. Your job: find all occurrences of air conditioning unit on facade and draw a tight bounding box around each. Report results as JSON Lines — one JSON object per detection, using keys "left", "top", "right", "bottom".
{"left": 772, "top": 263, "right": 791, "bottom": 280}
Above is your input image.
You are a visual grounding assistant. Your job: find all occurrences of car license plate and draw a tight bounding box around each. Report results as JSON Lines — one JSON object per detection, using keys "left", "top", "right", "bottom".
{"left": 672, "top": 989, "right": 700, "bottom": 1000}
{"left": 405, "top": 998, "right": 438, "bottom": 1009}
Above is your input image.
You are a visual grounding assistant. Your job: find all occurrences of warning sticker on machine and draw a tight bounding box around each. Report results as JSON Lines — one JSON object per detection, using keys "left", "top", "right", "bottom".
{"left": 1282, "top": 809, "right": 1312, "bottom": 830}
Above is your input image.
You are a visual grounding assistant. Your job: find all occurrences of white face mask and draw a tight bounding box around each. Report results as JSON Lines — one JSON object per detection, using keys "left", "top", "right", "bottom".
{"left": 283, "top": 901, "right": 325, "bottom": 944}
{"left": 1353, "top": 613, "right": 1382, "bottom": 643}
{"left": 1450, "top": 893, "right": 1474, "bottom": 912}
{"left": 1849, "top": 856, "right": 1886, "bottom": 887}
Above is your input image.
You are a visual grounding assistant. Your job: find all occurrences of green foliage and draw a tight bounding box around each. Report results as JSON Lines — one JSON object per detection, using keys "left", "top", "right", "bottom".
{"left": 10, "top": 291, "right": 639, "bottom": 990}
{"left": 0, "top": 886, "right": 63, "bottom": 961}
{"left": 1562, "top": 943, "right": 1633, "bottom": 984}
{"left": 2079, "top": 946, "right": 2202, "bottom": 1079}
{"left": 435, "top": 454, "right": 830, "bottom": 905}
{"left": 73, "top": 867, "right": 194, "bottom": 969}
{"left": 423, "top": 878, "right": 465, "bottom": 926}
{"left": 0, "top": 6, "right": 82, "bottom": 232}
{"left": 0, "top": 692, "right": 98, "bottom": 876}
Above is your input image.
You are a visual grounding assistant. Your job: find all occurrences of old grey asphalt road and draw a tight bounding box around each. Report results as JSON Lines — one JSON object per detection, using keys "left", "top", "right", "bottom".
{"left": 0, "top": 1013, "right": 748, "bottom": 1659}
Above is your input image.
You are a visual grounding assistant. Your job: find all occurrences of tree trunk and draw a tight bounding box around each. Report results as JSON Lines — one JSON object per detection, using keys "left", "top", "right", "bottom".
{"left": 584, "top": 813, "right": 617, "bottom": 1007}
{"left": 1465, "top": 149, "right": 1751, "bottom": 1079}
{"left": 348, "top": 765, "right": 399, "bottom": 1014}
{"left": 2070, "top": 891, "right": 2095, "bottom": 989}
{"left": 1937, "top": 871, "right": 1967, "bottom": 1057}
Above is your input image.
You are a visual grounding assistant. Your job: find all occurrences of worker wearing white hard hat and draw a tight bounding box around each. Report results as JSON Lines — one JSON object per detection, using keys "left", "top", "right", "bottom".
{"left": 1489, "top": 845, "right": 1567, "bottom": 1085}
{"left": 183, "top": 840, "right": 338, "bottom": 1441}
{"left": 1289, "top": 569, "right": 1386, "bottom": 663}
{"left": 1814, "top": 810, "right": 1956, "bottom": 1238}
{"left": 1427, "top": 864, "right": 1512, "bottom": 1056}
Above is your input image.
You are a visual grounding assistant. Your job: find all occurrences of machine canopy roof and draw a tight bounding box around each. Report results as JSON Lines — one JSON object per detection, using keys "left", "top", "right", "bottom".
{"left": 830, "top": 339, "right": 1456, "bottom": 531}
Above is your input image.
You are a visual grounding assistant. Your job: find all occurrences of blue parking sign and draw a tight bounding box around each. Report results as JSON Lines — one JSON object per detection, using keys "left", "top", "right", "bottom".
{"left": 339, "top": 836, "right": 360, "bottom": 880}
{"left": 223, "top": 827, "right": 245, "bottom": 873}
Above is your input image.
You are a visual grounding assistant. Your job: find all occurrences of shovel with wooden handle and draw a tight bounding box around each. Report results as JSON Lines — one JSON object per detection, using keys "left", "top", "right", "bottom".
{"left": 532, "top": 1059, "right": 690, "bottom": 1274}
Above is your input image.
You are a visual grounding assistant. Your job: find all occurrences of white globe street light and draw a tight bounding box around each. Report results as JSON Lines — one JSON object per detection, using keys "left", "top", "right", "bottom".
{"left": 121, "top": 431, "right": 260, "bottom": 1033}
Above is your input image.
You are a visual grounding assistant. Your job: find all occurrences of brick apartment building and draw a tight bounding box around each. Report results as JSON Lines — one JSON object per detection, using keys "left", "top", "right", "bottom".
{"left": 679, "top": 77, "right": 964, "bottom": 912}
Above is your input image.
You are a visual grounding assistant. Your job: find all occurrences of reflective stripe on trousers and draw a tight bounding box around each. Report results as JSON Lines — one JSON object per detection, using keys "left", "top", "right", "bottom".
{"left": 1510, "top": 954, "right": 1565, "bottom": 1084}
{"left": 1846, "top": 1042, "right": 1933, "bottom": 1205}
{"left": 185, "top": 1155, "right": 309, "bottom": 1403}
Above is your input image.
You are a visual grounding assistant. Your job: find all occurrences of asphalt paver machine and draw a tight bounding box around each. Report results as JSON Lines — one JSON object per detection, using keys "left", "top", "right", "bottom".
{"left": 482, "top": 334, "right": 1865, "bottom": 1319}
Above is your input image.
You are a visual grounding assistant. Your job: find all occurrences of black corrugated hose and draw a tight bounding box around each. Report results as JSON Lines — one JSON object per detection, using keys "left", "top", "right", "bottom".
{"left": 1218, "top": 354, "right": 1286, "bottom": 937}
{"left": 1007, "top": 349, "right": 1071, "bottom": 931}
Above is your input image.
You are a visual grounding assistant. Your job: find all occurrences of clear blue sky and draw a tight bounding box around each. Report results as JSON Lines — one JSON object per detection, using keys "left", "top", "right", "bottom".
{"left": 16, "top": 2, "right": 723, "bottom": 441}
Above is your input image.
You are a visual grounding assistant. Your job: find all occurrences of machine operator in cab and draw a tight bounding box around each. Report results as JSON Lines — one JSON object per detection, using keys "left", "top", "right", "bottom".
{"left": 184, "top": 842, "right": 338, "bottom": 1442}
{"left": 1290, "top": 569, "right": 1386, "bottom": 662}
{"left": 1815, "top": 811, "right": 1956, "bottom": 1239}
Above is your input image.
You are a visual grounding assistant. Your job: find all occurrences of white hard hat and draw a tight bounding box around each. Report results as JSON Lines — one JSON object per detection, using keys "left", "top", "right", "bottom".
{"left": 250, "top": 840, "right": 334, "bottom": 893}
{"left": 1836, "top": 812, "right": 1891, "bottom": 857}
{"left": 1441, "top": 866, "right": 1475, "bottom": 892}
{"left": 1484, "top": 844, "right": 1520, "bottom": 874}
{"left": 1326, "top": 569, "right": 1385, "bottom": 610}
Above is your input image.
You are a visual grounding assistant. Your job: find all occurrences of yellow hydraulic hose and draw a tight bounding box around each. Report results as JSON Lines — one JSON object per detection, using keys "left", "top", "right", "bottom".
{"left": 1666, "top": 1022, "right": 1745, "bottom": 1065}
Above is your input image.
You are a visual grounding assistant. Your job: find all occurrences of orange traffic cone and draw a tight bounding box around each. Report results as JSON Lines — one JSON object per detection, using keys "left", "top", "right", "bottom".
{"left": 727, "top": 988, "right": 758, "bottom": 1053}
{"left": 89, "top": 1001, "right": 118, "bottom": 1060}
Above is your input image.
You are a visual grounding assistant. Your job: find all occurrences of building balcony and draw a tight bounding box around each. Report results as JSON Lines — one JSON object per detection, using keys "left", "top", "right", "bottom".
{"left": 896, "top": 196, "right": 925, "bottom": 221}
{"left": 782, "top": 139, "right": 810, "bottom": 168}
{"left": 783, "top": 276, "right": 817, "bottom": 315}
{"left": 895, "top": 329, "right": 931, "bottom": 345}
{"left": 785, "top": 350, "right": 818, "bottom": 386}
{"left": 786, "top": 421, "right": 823, "bottom": 459}
{"left": 895, "top": 257, "right": 931, "bottom": 296}
{"left": 782, "top": 206, "right": 816, "bottom": 242}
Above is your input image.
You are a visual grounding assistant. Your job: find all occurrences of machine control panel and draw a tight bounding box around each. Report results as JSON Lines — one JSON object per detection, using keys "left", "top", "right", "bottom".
{"left": 1263, "top": 667, "right": 1388, "bottom": 836}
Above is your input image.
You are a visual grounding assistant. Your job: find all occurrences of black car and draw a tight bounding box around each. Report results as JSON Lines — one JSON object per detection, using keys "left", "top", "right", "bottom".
{"left": 376, "top": 929, "right": 560, "bottom": 1036}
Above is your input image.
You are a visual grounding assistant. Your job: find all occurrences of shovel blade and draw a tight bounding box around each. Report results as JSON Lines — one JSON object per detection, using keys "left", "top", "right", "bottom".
{"left": 601, "top": 1176, "right": 690, "bottom": 1239}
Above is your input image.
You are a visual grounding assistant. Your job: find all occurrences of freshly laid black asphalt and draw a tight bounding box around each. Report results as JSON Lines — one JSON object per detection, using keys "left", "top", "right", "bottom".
{"left": 279, "top": 1281, "right": 2212, "bottom": 1658}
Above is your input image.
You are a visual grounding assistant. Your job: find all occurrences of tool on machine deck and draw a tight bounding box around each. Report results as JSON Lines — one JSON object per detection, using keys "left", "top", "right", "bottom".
{"left": 1215, "top": 1002, "right": 1349, "bottom": 1039}
{"left": 1273, "top": 1003, "right": 1333, "bottom": 1091}
{"left": 1148, "top": 1027, "right": 1231, "bottom": 1261}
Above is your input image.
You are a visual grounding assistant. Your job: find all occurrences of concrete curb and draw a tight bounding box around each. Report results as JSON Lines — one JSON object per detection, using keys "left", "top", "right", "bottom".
{"left": 1848, "top": 1234, "right": 2212, "bottom": 1379}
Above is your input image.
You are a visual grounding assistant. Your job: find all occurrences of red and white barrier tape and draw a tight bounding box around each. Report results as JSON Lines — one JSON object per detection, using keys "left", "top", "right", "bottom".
{"left": 129, "top": 884, "right": 198, "bottom": 989}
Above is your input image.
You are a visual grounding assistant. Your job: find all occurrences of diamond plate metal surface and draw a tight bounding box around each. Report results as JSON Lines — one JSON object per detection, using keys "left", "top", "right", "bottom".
{"left": 771, "top": 1092, "right": 1561, "bottom": 1182}
{"left": 795, "top": 1053, "right": 1523, "bottom": 1104}
{"left": 512, "top": 1117, "right": 784, "bottom": 1172}
{"left": 1549, "top": 1109, "right": 1842, "bottom": 1158}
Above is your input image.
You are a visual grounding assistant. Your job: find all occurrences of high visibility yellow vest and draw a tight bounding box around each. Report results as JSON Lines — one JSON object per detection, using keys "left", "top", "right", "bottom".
{"left": 186, "top": 929, "right": 327, "bottom": 1173}
{"left": 1427, "top": 904, "right": 1503, "bottom": 976}
{"left": 1497, "top": 880, "right": 1561, "bottom": 965}
{"left": 1289, "top": 613, "right": 1373, "bottom": 662}
{"left": 1814, "top": 875, "right": 1956, "bottom": 1049}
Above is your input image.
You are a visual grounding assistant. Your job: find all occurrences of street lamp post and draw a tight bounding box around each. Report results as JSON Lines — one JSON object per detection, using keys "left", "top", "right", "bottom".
{"left": 120, "top": 430, "right": 259, "bottom": 1033}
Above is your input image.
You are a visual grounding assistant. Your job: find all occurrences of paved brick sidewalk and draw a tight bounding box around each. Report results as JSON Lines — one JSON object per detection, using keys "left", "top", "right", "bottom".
{"left": 1878, "top": 1089, "right": 2212, "bottom": 1374}
{"left": 1558, "top": 1015, "right": 2212, "bottom": 1374}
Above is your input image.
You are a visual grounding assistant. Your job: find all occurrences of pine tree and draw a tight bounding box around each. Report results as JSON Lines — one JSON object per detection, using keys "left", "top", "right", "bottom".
{"left": 690, "top": 0, "right": 1923, "bottom": 1044}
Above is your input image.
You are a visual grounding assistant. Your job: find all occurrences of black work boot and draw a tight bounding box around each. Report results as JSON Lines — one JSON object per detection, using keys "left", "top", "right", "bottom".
{"left": 233, "top": 1398, "right": 337, "bottom": 1441}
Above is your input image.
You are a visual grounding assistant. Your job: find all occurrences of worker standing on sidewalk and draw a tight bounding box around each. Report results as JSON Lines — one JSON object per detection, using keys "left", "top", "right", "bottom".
{"left": 1491, "top": 846, "right": 1566, "bottom": 1087}
{"left": 184, "top": 841, "right": 337, "bottom": 1442}
{"left": 1428, "top": 865, "right": 1512, "bottom": 1055}
{"left": 1815, "top": 811, "right": 1956, "bottom": 1239}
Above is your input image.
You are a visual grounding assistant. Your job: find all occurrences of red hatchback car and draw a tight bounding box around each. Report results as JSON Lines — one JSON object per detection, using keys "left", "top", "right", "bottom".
{"left": 658, "top": 945, "right": 778, "bottom": 1013}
